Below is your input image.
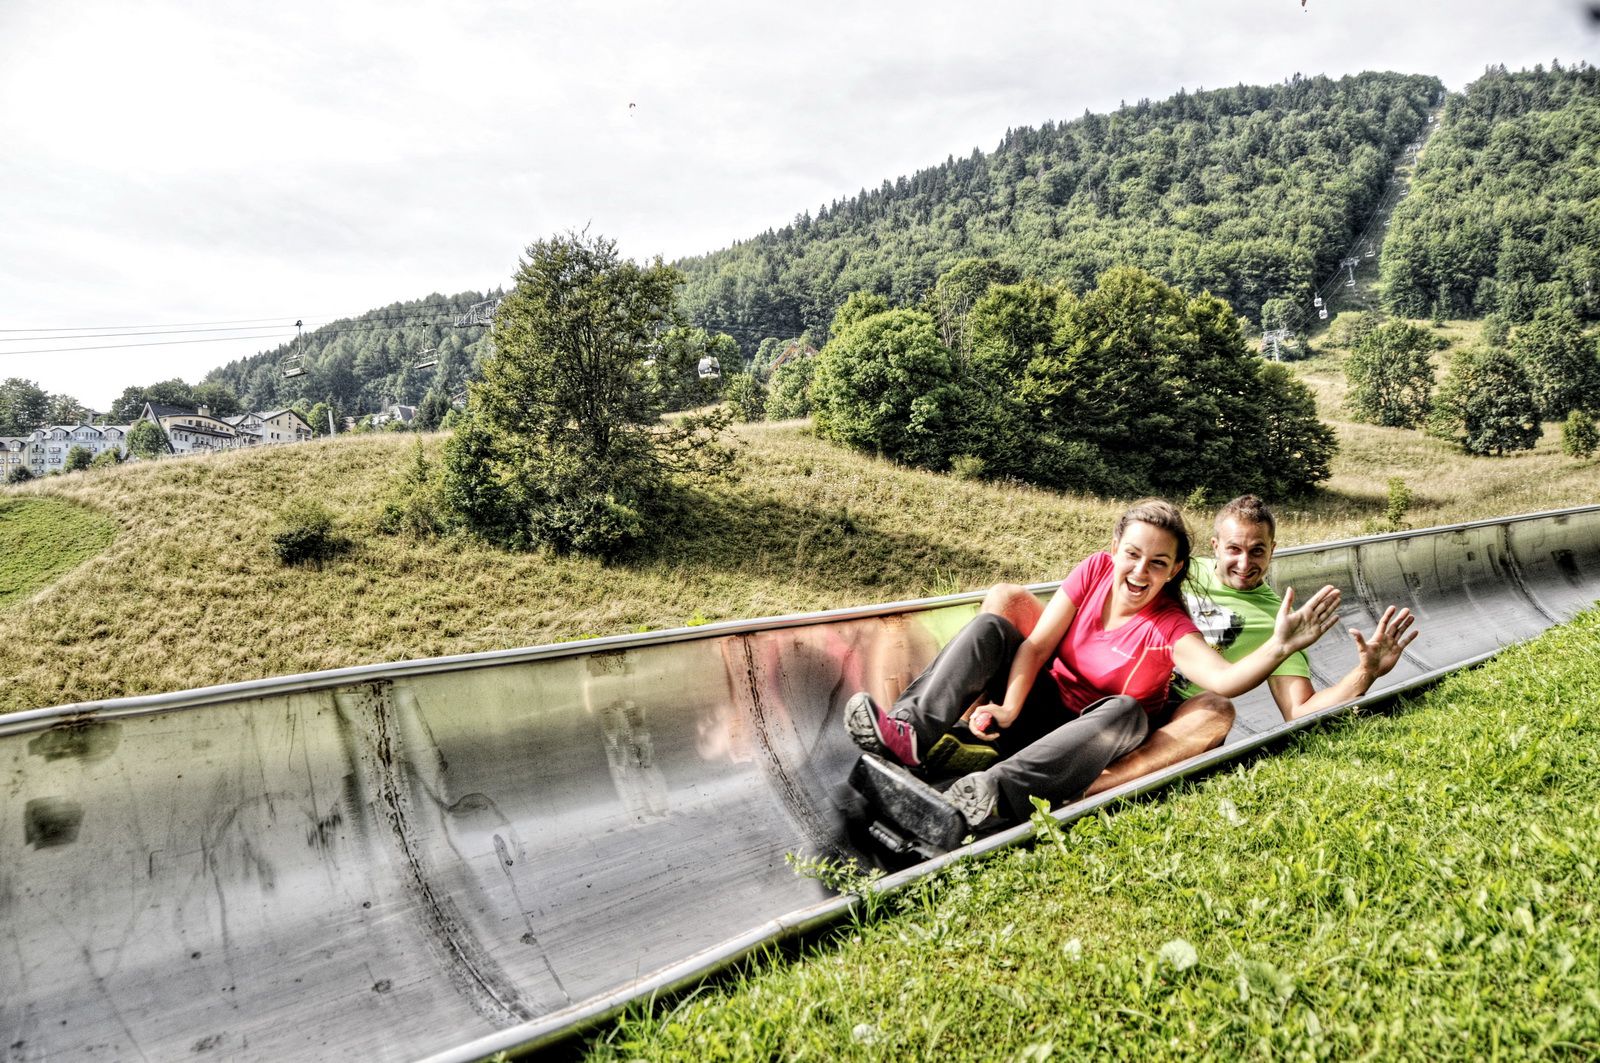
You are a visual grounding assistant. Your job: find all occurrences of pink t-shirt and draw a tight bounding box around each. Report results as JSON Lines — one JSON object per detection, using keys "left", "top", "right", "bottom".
{"left": 1045, "top": 551, "right": 1200, "bottom": 715}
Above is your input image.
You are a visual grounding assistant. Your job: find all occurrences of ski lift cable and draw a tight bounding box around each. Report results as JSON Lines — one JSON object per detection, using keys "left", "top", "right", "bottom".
{"left": 0, "top": 315, "right": 489, "bottom": 360}
{"left": 1306, "top": 103, "right": 1444, "bottom": 313}
{"left": 0, "top": 299, "right": 488, "bottom": 341}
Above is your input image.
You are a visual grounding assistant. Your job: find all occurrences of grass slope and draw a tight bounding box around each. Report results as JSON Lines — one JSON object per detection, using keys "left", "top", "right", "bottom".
{"left": 584, "top": 609, "right": 1600, "bottom": 1061}
{"left": 0, "top": 362, "right": 1597, "bottom": 713}
{"left": 0, "top": 498, "right": 116, "bottom": 609}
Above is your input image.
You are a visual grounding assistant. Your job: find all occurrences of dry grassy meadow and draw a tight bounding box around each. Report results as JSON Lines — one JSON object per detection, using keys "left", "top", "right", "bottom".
{"left": 2, "top": 328, "right": 1596, "bottom": 714}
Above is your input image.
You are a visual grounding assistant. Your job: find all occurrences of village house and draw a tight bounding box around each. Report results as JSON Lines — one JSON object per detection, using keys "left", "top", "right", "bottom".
{"left": 139, "top": 404, "right": 314, "bottom": 456}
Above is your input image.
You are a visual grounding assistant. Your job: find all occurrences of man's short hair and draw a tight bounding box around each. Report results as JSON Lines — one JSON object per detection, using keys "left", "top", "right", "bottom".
{"left": 1215, "top": 494, "right": 1276, "bottom": 540}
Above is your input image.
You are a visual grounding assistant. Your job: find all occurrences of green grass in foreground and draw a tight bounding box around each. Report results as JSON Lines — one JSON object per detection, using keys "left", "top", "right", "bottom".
{"left": 582, "top": 612, "right": 1600, "bottom": 1061}
{"left": 0, "top": 497, "right": 116, "bottom": 608}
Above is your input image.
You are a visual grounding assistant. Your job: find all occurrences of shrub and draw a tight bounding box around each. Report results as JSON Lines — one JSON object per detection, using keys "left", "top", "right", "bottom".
{"left": 377, "top": 441, "right": 449, "bottom": 538}
{"left": 1326, "top": 310, "right": 1382, "bottom": 350}
{"left": 765, "top": 355, "right": 817, "bottom": 420}
{"left": 126, "top": 419, "right": 169, "bottom": 459}
{"left": 722, "top": 374, "right": 766, "bottom": 423}
{"left": 1562, "top": 411, "right": 1598, "bottom": 459}
{"left": 6, "top": 466, "right": 33, "bottom": 484}
{"left": 89, "top": 450, "right": 121, "bottom": 470}
{"left": 948, "top": 454, "right": 986, "bottom": 481}
{"left": 271, "top": 497, "right": 344, "bottom": 566}
{"left": 64, "top": 445, "right": 94, "bottom": 473}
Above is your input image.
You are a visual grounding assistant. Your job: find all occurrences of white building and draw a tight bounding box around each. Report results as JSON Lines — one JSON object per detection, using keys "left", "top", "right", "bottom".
{"left": 0, "top": 424, "right": 132, "bottom": 477}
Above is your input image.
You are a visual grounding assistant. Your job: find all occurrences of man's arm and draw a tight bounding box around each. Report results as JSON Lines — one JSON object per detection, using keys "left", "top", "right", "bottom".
{"left": 1268, "top": 606, "right": 1418, "bottom": 720}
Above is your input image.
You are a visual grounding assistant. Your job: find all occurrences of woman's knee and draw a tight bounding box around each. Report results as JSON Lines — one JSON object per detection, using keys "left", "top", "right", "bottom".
{"left": 981, "top": 583, "right": 1041, "bottom": 634}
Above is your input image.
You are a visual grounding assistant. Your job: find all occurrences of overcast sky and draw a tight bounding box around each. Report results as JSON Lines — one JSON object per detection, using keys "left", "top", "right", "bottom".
{"left": 1, "top": 0, "right": 1594, "bottom": 413}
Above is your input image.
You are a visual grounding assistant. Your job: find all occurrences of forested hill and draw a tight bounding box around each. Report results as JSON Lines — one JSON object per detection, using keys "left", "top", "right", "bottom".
{"left": 1381, "top": 62, "right": 1600, "bottom": 323}
{"left": 673, "top": 71, "right": 1442, "bottom": 352}
{"left": 203, "top": 291, "right": 497, "bottom": 417}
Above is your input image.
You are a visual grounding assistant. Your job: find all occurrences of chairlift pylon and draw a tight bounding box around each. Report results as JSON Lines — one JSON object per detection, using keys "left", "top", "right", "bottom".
{"left": 454, "top": 293, "right": 503, "bottom": 328}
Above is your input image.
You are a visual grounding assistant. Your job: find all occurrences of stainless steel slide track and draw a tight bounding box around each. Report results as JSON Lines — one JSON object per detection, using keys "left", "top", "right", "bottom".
{"left": 3, "top": 506, "right": 1598, "bottom": 1061}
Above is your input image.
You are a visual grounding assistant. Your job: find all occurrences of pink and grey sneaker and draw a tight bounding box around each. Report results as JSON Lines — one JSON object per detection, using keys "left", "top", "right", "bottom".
{"left": 844, "top": 691, "right": 920, "bottom": 768}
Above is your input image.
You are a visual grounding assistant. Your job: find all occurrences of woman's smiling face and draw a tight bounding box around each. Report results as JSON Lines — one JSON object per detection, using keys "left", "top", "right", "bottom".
{"left": 1109, "top": 520, "right": 1182, "bottom": 612}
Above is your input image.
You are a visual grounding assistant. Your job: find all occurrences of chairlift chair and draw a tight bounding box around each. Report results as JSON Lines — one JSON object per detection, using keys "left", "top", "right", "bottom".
{"left": 697, "top": 356, "right": 721, "bottom": 381}
{"left": 414, "top": 347, "right": 439, "bottom": 370}
{"left": 1318, "top": 307, "right": 1328, "bottom": 320}
{"left": 283, "top": 318, "right": 308, "bottom": 377}
{"left": 1314, "top": 295, "right": 1323, "bottom": 308}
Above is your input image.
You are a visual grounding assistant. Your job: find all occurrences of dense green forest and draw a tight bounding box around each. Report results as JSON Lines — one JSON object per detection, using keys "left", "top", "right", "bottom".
{"left": 1382, "top": 62, "right": 1600, "bottom": 322}
{"left": 201, "top": 291, "right": 497, "bottom": 417}
{"left": 673, "top": 72, "right": 1441, "bottom": 351}
{"left": 174, "top": 64, "right": 1600, "bottom": 425}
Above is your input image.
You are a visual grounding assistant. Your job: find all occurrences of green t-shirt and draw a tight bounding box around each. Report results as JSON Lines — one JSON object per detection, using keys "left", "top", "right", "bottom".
{"left": 1173, "top": 557, "right": 1310, "bottom": 699}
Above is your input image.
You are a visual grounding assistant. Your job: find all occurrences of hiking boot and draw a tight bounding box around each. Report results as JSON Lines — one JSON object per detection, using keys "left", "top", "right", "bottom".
{"left": 946, "top": 771, "right": 998, "bottom": 828}
{"left": 845, "top": 691, "right": 920, "bottom": 767}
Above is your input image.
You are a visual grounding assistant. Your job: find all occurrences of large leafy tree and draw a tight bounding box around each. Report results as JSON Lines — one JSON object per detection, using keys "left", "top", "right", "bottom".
{"left": 1344, "top": 321, "right": 1436, "bottom": 428}
{"left": 0, "top": 378, "right": 49, "bottom": 435}
{"left": 110, "top": 379, "right": 195, "bottom": 422}
{"left": 811, "top": 306, "right": 962, "bottom": 470}
{"left": 441, "top": 231, "right": 730, "bottom": 557}
{"left": 191, "top": 381, "right": 243, "bottom": 418}
{"left": 1510, "top": 307, "right": 1600, "bottom": 420}
{"left": 1018, "top": 267, "right": 1278, "bottom": 497}
{"left": 47, "top": 394, "right": 88, "bottom": 425}
{"left": 1431, "top": 346, "right": 1540, "bottom": 455}
{"left": 1255, "top": 363, "right": 1338, "bottom": 497}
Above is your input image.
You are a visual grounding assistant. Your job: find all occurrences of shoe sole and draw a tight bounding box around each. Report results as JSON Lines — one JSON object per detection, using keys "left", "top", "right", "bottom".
{"left": 946, "top": 773, "right": 997, "bottom": 828}
{"left": 845, "top": 693, "right": 887, "bottom": 756}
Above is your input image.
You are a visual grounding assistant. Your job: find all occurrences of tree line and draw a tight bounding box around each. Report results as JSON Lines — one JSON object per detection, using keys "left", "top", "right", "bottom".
{"left": 1382, "top": 62, "right": 1600, "bottom": 323}
{"left": 674, "top": 71, "right": 1440, "bottom": 356}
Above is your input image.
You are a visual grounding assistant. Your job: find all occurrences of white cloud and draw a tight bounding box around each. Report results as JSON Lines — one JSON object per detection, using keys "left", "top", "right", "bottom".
{"left": 0, "top": 0, "right": 1594, "bottom": 409}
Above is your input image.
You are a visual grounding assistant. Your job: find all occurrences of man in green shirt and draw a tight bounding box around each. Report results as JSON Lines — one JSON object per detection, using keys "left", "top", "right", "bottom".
{"left": 1085, "top": 494, "right": 1418, "bottom": 794}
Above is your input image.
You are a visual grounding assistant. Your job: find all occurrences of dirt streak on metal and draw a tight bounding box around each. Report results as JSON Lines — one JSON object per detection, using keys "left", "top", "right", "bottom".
{"left": 348, "top": 682, "right": 537, "bottom": 1025}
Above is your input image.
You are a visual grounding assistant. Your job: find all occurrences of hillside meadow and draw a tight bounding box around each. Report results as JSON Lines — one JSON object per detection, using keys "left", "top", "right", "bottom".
{"left": 1, "top": 355, "right": 1598, "bottom": 715}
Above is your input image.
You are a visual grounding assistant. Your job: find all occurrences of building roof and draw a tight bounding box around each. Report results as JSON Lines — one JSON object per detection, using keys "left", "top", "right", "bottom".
{"left": 143, "top": 402, "right": 196, "bottom": 419}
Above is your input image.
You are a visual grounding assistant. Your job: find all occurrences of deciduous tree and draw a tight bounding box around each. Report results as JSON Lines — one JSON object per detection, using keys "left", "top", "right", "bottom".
{"left": 441, "top": 231, "right": 731, "bottom": 557}
{"left": 1345, "top": 321, "right": 1436, "bottom": 428}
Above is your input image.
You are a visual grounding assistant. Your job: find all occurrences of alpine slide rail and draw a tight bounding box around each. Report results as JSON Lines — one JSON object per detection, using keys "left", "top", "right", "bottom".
{"left": 4, "top": 504, "right": 1599, "bottom": 1061}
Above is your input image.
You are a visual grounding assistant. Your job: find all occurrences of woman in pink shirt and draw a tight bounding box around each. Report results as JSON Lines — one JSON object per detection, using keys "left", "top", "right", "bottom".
{"left": 848, "top": 499, "right": 1340, "bottom": 829}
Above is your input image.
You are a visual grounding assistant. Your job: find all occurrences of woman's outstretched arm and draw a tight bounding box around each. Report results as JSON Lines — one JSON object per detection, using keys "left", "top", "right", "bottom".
{"left": 1170, "top": 584, "right": 1343, "bottom": 698}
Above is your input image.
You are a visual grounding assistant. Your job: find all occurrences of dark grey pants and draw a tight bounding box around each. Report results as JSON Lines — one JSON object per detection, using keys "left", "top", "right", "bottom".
{"left": 893, "top": 612, "right": 1150, "bottom": 820}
